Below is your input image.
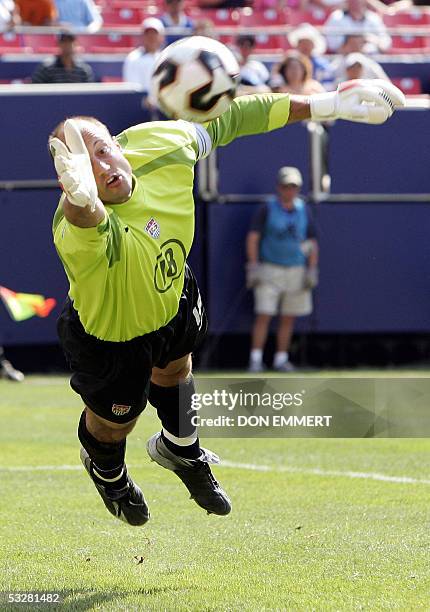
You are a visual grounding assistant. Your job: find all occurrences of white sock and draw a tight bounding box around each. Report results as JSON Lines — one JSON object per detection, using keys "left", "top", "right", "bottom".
{"left": 273, "top": 351, "right": 288, "bottom": 368}
{"left": 162, "top": 428, "right": 197, "bottom": 447}
{"left": 250, "top": 348, "right": 263, "bottom": 364}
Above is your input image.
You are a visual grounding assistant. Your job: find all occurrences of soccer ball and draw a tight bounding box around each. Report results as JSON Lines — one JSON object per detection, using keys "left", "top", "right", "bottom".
{"left": 151, "top": 36, "right": 240, "bottom": 123}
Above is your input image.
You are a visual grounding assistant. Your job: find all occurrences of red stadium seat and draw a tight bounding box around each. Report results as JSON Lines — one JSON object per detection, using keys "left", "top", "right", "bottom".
{"left": 81, "top": 33, "right": 135, "bottom": 53}
{"left": 0, "top": 32, "right": 25, "bottom": 53}
{"left": 240, "top": 8, "right": 287, "bottom": 26}
{"left": 392, "top": 77, "right": 422, "bottom": 94}
{"left": 286, "top": 7, "right": 329, "bottom": 26}
{"left": 239, "top": 8, "right": 286, "bottom": 50}
{"left": 383, "top": 10, "right": 430, "bottom": 26}
{"left": 23, "top": 34, "right": 57, "bottom": 54}
{"left": 208, "top": 8, "right": 241, "bottom": 25}
{"left": 391, "top": 34, "right": 430, "bottom": 52}
{"left": 196, "top": 8, "right": 240, "bottom": 45}
{"left": 102, "top": 7, "right": 143, "bottom": 25}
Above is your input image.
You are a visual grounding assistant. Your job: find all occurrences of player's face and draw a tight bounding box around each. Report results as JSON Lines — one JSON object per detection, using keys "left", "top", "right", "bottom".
{"left": 80, "top": 123, "right": 133, "bottom": 205}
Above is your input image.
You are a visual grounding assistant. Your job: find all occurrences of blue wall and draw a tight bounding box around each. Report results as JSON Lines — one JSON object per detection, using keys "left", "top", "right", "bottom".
{"left": 207, "top": 201, "right": 430, "bottom": 334}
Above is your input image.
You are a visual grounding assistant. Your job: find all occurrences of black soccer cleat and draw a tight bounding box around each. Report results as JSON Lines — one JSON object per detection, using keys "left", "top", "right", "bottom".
{"left": 146, "top": 433, "right": 231, "bottom": 516}
{"left": 80, "top": 447, "right": 150, "bottom": 526}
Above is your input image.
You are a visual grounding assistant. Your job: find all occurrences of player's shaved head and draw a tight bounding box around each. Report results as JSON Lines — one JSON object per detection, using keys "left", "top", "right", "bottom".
{"left": 49, "top": 115, "right": 133, "bottom": 205}
{"left": 49, "top": 116, "right": 111, "bottom": 154}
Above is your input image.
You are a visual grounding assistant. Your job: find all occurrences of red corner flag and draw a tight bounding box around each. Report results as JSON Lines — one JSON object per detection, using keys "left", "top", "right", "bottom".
{"left": 0, "top": 286, "right": 56, "bottom": 322}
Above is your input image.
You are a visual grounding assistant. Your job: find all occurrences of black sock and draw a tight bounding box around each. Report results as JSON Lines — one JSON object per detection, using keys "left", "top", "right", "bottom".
{"left": 78, "top": 411, "right": 127, "bottom": 487}
{"left": 149, "top": 377, "right": 201, "bottom": 459}
{"left": 161, "top": 431, "right": 201, "bottom": 459}
{"left": 149, "top": 377, "right": 198, "bottom": 438}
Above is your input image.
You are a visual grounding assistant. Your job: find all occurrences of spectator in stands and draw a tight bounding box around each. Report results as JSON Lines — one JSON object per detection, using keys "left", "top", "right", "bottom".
{"left": 159, "top": 0, "right": 194, "bottom": 46}
{"left": 54, "top": 0, "right": 102, "bottom": 33}
{"left": 334, "top": 52, "right": 390, "bottom": 84}
{"left": 31, "top": 32, "right": 94, "bottom": 83}
{"left": 287, "top": 23, "right": 335, "bottom": 91}
{"left": 235, "top": 34, "right": 271, "bottom": 94}
{"left": 0, "top": 0, "right": 20, "bottom": 30}
{"left": 192, "top": 17, "right": 215, "bottom": 37}
{"left": 16, "top": 0, "right": 57, "bottom": 25}
{"left": 324, "top": 0, "right": 391, "bottom": 53}
{"left": 246, "top": 167, "right": 318, "bottom": 373}
{"left": 123, "top": 18, "right": 165, "bottom": 96}
{"left": 0, "top": 346, "right": 24, "bottom": 381}
{"left": 271, "top": 51, "right": 325, "bottom": 95}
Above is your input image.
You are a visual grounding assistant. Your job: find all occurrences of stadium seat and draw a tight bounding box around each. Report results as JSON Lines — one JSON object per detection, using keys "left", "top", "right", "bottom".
{"left": 239, "top": 8, "right": 285, "bottom": 50}
{"left": 240, "top": 8, "right": 287, "bottom": 26}
{"left": 383, "top": 10, "right": 430, "bottom": 26}
{"left": 286, "top": 7, "right": 329, "bottom": 26}
{"left": 0, "top": 32, "right": 25, "bottom": 53}
{"left": 392, "top": 76, "right": 422, "bottom": 95}
{"left": 391, "top": 34, "right": 430, "bottom": 53}
{"left": 81, "top": 34, "right": 135, "bottom": 53}
{"left": 102, "top": 7, "right": 143, "bottom": 25}
{"left": 196, "top": 8, "right": 240, "bottom": 45}
{"left": 23, "top": 35, "right": 57, "bottom": 54}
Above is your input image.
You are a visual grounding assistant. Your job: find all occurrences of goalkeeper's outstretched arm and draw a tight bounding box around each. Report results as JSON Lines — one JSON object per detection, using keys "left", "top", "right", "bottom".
{"left": 206, "top": 79, "right": 405, "bottom": 149}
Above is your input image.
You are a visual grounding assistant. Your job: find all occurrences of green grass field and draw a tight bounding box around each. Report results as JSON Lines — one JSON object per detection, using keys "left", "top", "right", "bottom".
{"left": 1, "top": 374, "right": 429, "bottom": 611}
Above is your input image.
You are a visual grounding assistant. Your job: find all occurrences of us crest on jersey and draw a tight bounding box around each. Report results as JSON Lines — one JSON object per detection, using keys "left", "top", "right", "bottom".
{"left": 145, "top": 217, "right": 160, "bottom": 239}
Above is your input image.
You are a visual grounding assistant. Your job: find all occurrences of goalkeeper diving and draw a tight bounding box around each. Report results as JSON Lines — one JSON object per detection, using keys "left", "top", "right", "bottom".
{"left": 49, "top": 80, "right": 405, "bottom": 526}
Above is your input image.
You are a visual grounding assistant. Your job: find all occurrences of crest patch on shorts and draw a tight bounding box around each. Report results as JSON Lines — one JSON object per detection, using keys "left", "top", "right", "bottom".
{"left": 145, "top": 217, "right": 160, "bottom": 239}
{"left": 112, "top": 404, "right": 131, "bottom": 416}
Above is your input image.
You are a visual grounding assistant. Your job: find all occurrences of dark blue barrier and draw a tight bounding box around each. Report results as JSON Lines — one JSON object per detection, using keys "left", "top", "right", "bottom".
{"left": 329, "top": 109, "right": 430, "bottom": 194}
{"left": 207, "top": 201, "right": 430, "bottom": 334}
{"left": 217, "top": 122, "right": 309, "bottom": 195}
{"left": 0, "top": 90, "right": 146, "bottom": 181}
{"left": 0, "top": 189, "right": 66, "bottom": 345}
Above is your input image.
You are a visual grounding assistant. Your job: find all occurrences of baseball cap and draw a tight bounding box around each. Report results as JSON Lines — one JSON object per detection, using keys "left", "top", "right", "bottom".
{"left": 277, "top": 166, "right": 303, "bottom": 187}
{"left": 287, "top": 23, "right": 327, "bottom": 56}
{"left": 141, "top": 17, "right": 165, "bottom": 34}
{"left": 345, "top": 52, "right": 366, "bottom": 68}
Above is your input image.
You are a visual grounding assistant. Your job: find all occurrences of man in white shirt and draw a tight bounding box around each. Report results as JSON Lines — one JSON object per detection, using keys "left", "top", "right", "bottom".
{"left": 324, "top": 0, "right": 391, "bottom": 53}
{"left": 333, "top": 52, "right": 390, "bottom": 85}
{"left": 123, "top": 17, "right": 165, "bottom": 96}
{"left": 235, "top": 35, "right": 270, "bottom": 94}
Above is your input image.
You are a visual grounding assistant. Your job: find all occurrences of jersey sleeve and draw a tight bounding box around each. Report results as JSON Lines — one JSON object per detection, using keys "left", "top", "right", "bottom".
{"left": 204, "top": 93, "right": 291, "bottom": 149}
{"left": 53, "top": 206, "right": 119, "bottom": 282}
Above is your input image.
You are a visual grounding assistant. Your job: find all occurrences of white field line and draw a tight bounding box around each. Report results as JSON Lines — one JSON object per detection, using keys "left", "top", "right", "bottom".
{"left": 1, "top": 461, "right": 429, "bottom": 486}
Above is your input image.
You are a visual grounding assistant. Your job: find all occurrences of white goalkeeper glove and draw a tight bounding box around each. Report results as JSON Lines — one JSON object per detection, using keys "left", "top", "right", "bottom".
{"left": 310, "top": 79, "right": 406, "bottom": 124}
{"left": 49, "top": 119, "right": 99, "bottom": 212}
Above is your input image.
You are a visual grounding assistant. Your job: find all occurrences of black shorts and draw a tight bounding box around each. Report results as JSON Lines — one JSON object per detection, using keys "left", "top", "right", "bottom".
{"left": 57, "top": 265, "right": 208, "bottom": 424}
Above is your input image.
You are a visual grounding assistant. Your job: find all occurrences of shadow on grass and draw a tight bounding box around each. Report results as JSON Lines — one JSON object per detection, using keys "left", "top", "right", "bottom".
{"left": 2, "top": 586, "right": 185, "bottom": 611}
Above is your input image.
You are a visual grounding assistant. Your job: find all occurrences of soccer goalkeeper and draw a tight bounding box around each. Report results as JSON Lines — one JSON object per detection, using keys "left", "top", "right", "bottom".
{"left": 49, "top": 81, "right": 404, "bottom": 526}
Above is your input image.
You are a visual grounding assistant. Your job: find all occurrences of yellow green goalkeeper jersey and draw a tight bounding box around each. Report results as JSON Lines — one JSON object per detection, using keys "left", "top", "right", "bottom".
{"left": 53, "top": 93, "right": 291, "bottom": 341}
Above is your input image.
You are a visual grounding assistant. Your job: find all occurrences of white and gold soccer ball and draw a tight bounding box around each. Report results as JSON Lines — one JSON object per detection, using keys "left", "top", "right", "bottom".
{"left": 151, "top": 36, "right": 240, "bottom": 123}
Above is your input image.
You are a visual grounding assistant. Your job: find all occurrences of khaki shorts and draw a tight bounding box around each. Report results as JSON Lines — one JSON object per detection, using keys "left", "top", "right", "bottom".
{"left": 254, "top": 263, "right": 312, "bottom": 316}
